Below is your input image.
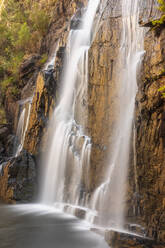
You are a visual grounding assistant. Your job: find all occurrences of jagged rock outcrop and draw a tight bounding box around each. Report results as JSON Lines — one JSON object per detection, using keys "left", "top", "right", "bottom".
{"left": 23, "top": 71, "right": 56, "bottom": 155}
{"left": 0, "top": 150, "right": 36, "bottom": 203}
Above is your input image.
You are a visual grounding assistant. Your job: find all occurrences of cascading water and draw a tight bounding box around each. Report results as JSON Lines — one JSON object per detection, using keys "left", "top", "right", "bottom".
{"left": 40, "top": 0, "right": 145, "bottom": 232}
{"left": 14, "top": 97, "right": 32, "bottom": 157}
{"left": 40, "top": 0, "right": 106, "bottom": 213}
{"left": 88, "top": 0, "right": 145, "bottom": 228}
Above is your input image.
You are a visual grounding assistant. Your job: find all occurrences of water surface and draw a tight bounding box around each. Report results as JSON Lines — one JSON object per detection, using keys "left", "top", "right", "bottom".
{"left": 0, "top": 204, "right": 109, "bottom": 248}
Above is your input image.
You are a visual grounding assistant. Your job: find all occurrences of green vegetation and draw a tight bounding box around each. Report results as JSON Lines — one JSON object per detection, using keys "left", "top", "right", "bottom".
{"left": 0, "top": 0, "right": 51, "bottom": 95}
{"left": 157, "top": 0, "right": 165, "bottom": 12}
{"left": 158, "top": 85, "right": 165, "bottom": 97}
{"left": 0, "top": 103, "right": 7, "bottom": 124}
{"left": 152, "top": 0, "right": 165, "bottom": 98}
{"left": 37, "top": 54, "right": 48, "bottom": 67}
{"left": 152, "top": 0, "right": 165, "bottom": 30}
{"left": 0, "top": 0, "right": 58, "bottom": 123}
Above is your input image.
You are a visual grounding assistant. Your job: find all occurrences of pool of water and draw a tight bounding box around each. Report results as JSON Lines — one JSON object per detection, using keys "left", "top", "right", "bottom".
{"left": 0, "top": 204, "right": 109, "bottom": 248}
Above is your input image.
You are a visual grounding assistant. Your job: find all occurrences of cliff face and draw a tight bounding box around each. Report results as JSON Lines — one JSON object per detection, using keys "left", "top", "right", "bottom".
{"left": 0, "top": 0, "right": 165, "bottom": 246}
{"left": 86, "top": 12, "right": 121, "bottom": 191}
{"left": 86, "top": 1, "right": 165, "bottom": 245}
{"left": 135, "top": 27, "right": 165, "bottom": 242}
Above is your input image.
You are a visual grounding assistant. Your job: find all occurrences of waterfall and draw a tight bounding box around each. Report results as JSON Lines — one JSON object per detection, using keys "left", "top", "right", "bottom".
{"left": 89, "top": 0, "right": 145, "bottom": 228}
{"left": 40, "top": 0, "right": 105, "bottom": 212}
{"left": 14, "top": 97, "right": 32, "bottom": 157}
{"left": 40, "top": 0, "right": 145, "bottom": 231}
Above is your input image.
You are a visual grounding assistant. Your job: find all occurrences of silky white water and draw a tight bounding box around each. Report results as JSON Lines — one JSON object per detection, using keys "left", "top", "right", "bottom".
{"left": 0, "top": 204, "right": 109, "bottom": 248}
{"left": 40, "top": 0, "right": 104, "bottom": 210}
{"left": 14, "top": 97, "right": 32, "bottom": 157}
{"left": 88, "top": 0, "right": 145, "bottom": 228}
{"left": 40, "top": 0, "right": 145, "bottom": 231}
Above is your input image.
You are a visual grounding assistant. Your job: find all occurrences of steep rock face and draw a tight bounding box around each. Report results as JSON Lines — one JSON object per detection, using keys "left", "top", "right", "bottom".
{"left": 23, "top": 71, "right": 56, "bottom": 155}
{"left": 135, "top": 28, "right": 165, "bottom": 242}
{"left": 86, "top": 2, "right": 122, "bottom": 191}
{"left": 86, "top": 0, "right": 165, "bottom": 245}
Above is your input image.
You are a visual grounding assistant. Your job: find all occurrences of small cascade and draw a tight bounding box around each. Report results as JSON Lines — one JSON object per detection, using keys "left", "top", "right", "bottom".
{"left": 14, "top": 97, "right": 32, "bottom": 157}
{"left": 44, "top": 40, "right": 60, "bottom": 70}
{"left": 88, "top": 0, "right": 145, "bottom": 228}
{"left": 41, "top": 0, "right": 107, "bottom": 214}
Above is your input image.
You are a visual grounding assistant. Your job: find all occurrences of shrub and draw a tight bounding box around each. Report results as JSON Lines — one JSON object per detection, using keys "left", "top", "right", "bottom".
{"left": 152, "top": 0, "right": 165, "bottom": 28}
{"left": 30, "top": 8, "right": 50, "bottom": 36}
{"left": 15, "top": 23, "right": 31, "bottom": 51}
{"left": 158, "top": 0, "right": 165, "bottom": 12}
{"left": 0, "top": 0, "right": 56, "bottom": 114}
{"left": 0, "top": 106, "right": 7, "bottom": 124}
{"left": 158, "top": 85, "right": 165, "bottom": 98}
{"left": 37, "top": 54, "right": 48, "bottom": 67}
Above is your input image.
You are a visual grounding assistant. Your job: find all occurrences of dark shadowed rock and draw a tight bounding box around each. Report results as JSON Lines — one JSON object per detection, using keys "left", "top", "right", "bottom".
{"left": 19, "top": 55, "right": 41, "bottom": 82}
{"left": 0, "top": 125, "right": 14, "bottom": 160}
{"left": 0, "top": 150, "right": 36, "bottom": 203}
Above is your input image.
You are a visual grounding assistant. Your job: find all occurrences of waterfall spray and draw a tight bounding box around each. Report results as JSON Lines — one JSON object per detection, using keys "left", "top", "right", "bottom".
{"left": 40, "top": 0, "right": 104, "bottom": 211}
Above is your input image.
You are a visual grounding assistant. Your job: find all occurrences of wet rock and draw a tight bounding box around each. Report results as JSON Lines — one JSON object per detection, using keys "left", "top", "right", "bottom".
{"left": 70, "top": 18, "right": 81, "bottom": 29}
{"left": 0, "top": 126, "right": 9, "bottom": 137}
{"left": 19, "top": 54, "right": 41, "bottom": 83}
{"left": 0, "top": 150, "right": 36, "bottom": 203}
{"left": 43, "top": 65, "right": 55, "bottom": 86}
{"left": 4, "top": 88, "right": 18, "bottom": 125}
{"left": 0, "top": 125, "right": 14, "bottom": 160}
{"left": 23, "top": 72, "right": 56, "bottom": 155}
{"left": 104, "top": 230, "right": 165, "bottom": 248}
{"left": 74, "top": 208, "right": 86, "bottom": 219}
{"left": 4, "top": 134, "right": 15, "bottom": 158}
{"left": 70, "top": 9, "right": 83, "bottom": 30}
{"left": 21, "top": 71, "right": 39, "bottom": 100}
